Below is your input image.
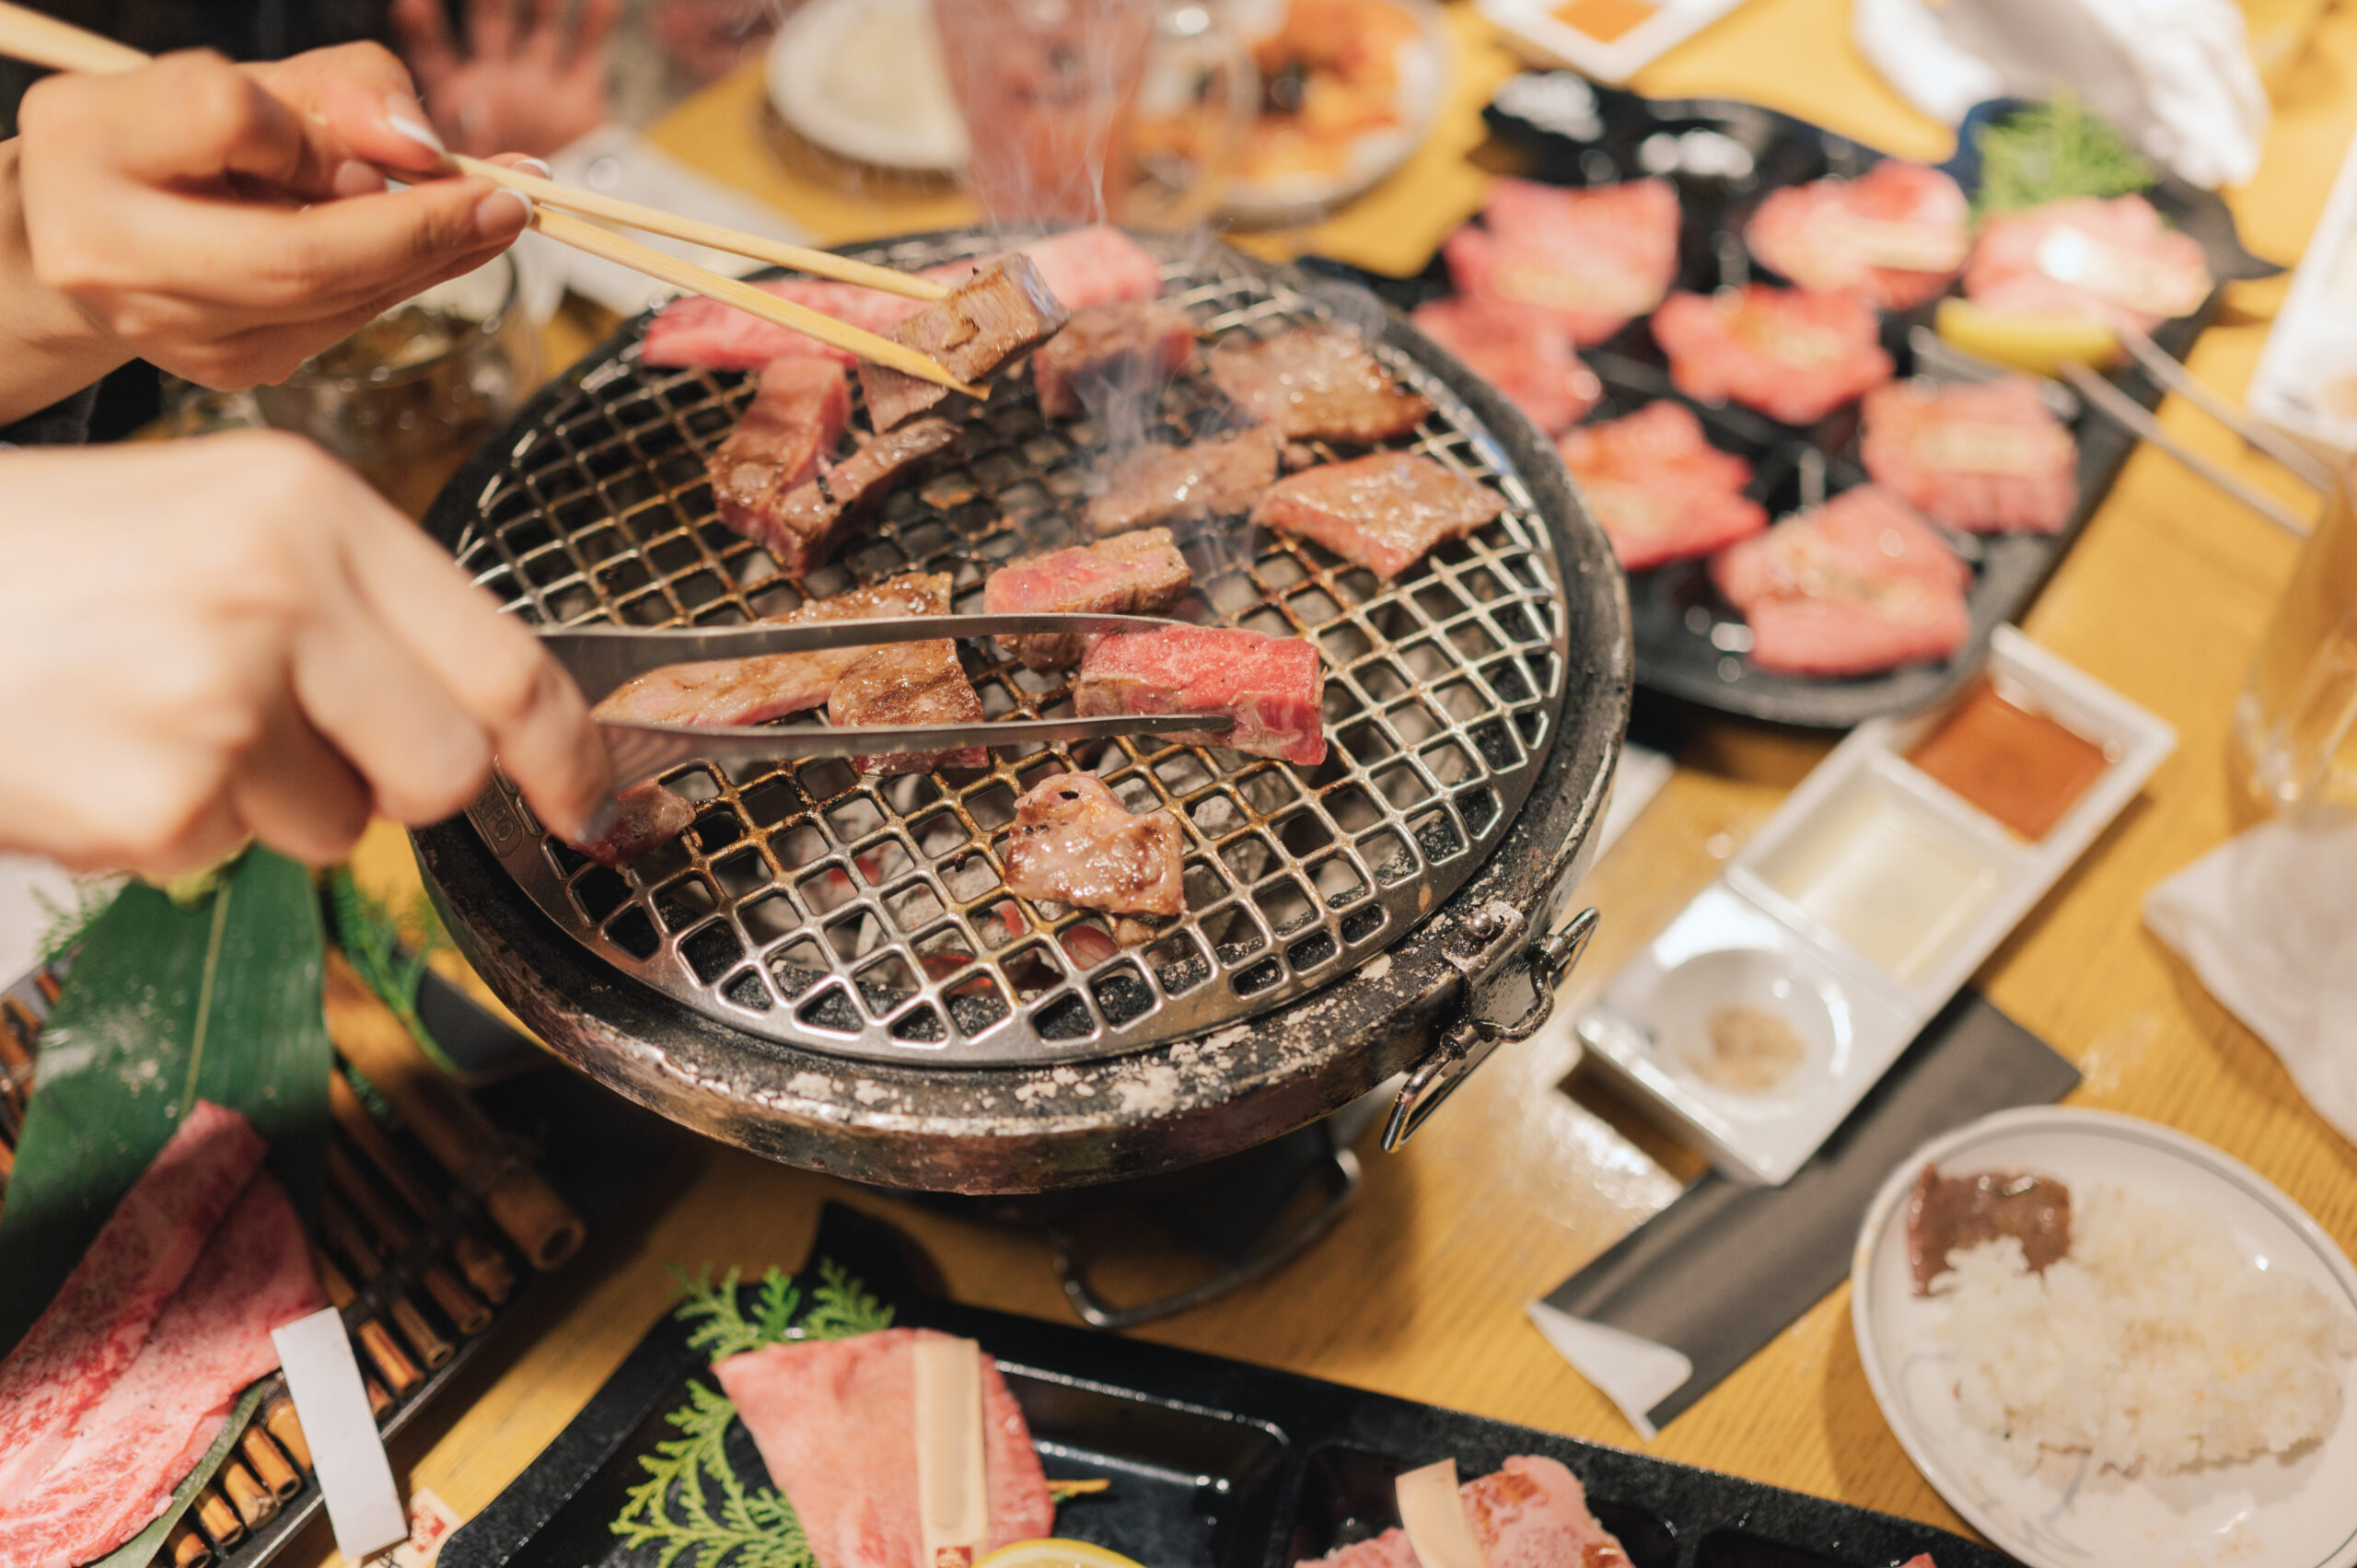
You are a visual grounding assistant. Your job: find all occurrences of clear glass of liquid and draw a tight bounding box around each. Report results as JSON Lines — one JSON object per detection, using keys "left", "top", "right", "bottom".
{"left": 2233, "top": 453, "right": 2357, "bottom": 813}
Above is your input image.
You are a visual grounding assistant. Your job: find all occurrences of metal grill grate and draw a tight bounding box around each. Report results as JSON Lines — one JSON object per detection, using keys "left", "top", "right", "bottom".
{"left": 450, "top": 234, "right": 1571, "bottom": 1068}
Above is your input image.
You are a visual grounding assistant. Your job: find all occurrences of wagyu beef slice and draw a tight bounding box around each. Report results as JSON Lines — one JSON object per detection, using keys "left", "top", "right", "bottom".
{"left": 1250, "top": 451, "right": 1506, "bottom": 579}
{"left": 1295, "top": 1455, "right": 1631, "bottom": 1568}
{"left": 1003, "top": 772, "right": 1185, "bottom": 917}
{"left": 829, "top": 640, "right": 989, "bottom": 774}
{"left": 982, "top": 530, "right": 1192, "bottom": 670}
{"left": 1210, "top": 325, "right": 1433, "bottom": 445}
{"left": 857, "top": 255, "right": 1071, "bottom": 431}
{"left": 1075, "top": 625, "right": 1327, "bottom": 766}
{"left": 0, "top": 1100, "right": 265, "bottom": 1500}
{"left": 1084, "top": 427, "right": 1281, "bottom": 537}
{"left": 711, "top": 1328, "right": 1053, "bottom": 1568}
{"left": 0, "top": 1171, "right": 325, "bottom": 1568}
{"left": 708, "top": 360, "right": 852, "bottom": 545}
{"left": 763, "top": 418, "right": 962, "bottom": 577}
{"left": 1033, "top": 300, "right": 1198, "bottom": 420}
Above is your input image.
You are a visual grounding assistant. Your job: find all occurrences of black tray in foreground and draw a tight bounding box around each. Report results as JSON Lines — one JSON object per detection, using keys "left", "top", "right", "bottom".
{"left": 447, "top": 1202, "right": 2004, "bottom": 1568}
{"left": 1305, "top": 78, "right": 2277, "bottom": 729}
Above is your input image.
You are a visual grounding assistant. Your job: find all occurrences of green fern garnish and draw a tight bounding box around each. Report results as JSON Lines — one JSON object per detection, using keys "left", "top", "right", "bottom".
{"left": 33, "top": 877, "right": 122, "bottom": 965}
{"left": 326, "top": 866, "right": 454, "bottom": 1071}
{"left": 1973, "top": 90, "right": 2154, "bottom": 217}
{"left": 614, "top": 1262, "right": 894, "bottom": 1567}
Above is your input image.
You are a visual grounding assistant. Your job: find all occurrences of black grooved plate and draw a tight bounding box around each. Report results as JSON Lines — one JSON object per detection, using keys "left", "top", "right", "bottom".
{"left": 446, "top": 1202, "right": 2008, "bottom": 1568}
{"left": 1306, "top": 78, "right": 2278, "bottom": 729}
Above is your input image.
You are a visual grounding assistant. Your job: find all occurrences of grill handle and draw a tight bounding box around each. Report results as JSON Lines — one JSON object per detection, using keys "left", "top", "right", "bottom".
{"left": 1380, "top": 902, "right": 1600, "bottom": 1151}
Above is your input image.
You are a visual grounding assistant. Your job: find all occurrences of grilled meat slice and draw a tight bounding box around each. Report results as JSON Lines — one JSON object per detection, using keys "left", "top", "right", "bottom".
{"left": 1003, "top": 772, "right": 1184, "bottom": 917}
{"left": 857, "top": 254, "right": 1072, "bottom": 431}
{"left": 708, "top": 360, "right": 853, "bottom": 543}
{"left": 1075, "top": 624, "right": 1326, "bottom": 765}
{"left": 982, "top": 529, "right": 1192, "bottom": 670}
{"left": 1084, "top": 426, "right": 1282, "bottom": 536}
{"left": 828, "top": 639, "right": 989, "bottom": 773}
{"left": 1033, "top": 300, "right": 1199, "bottom": 419}
{"left": 1250, "top": 451, "right": 1506, "bottom": 579}
{"left": 575, "top": 781, "right": 699, "bottom": 867}
{"left": 1209, "top": 324, "right": 1432, "bottom": 444}
{"left": 762, "top": 418, "right": 960, "bottom": 576}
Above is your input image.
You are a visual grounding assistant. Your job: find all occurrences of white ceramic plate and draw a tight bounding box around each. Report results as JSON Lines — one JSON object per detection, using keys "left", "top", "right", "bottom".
{"left": 1217, "top": 0, "right": 1452, "bottom": 226}
{"left": 765, "top": 0, "right": 969, "bottom": 173}
{"left": 1852, "top": 1108, "right": 2357, "bottom": 1568}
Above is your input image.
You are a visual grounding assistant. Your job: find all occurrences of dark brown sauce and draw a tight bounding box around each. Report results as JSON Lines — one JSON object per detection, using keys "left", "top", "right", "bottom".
{"left": 1907, "top": 677, "right": 2111, "bottom": 842}
{"left": 1904, "top": 1162, "right": 2073, "bottom": 1294}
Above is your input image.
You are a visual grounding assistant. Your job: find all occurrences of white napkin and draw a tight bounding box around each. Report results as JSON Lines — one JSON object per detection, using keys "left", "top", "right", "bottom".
{"left": 1852, "top": 0, "right": 2267, "bottom": 190}
{"left": 508, "top": 123, "right": 819, "bottom": 323}
{"left": 2143, "top": 808, "right": 2357, "bottom": 1145}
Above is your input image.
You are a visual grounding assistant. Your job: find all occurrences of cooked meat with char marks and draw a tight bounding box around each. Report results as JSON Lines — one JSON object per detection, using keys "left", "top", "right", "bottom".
{"left": 595, "top": 574, "right": 953, "bottom": 727}
{"left": 858, "top": 254, "right": 1071, "bottom": 430}
{"left": 829, "top": 639, "right": 988, "bottom": 773}
{"left": 1075, "top": 625, "right": 1326, "bottom": 765}
{"left": 763, "top": 417, "right": 961, "bottom": 576}
{"left": 982, "top": 529, "right": 1192, "bottom": 670}
{"left": 1003, "top": 772, "right": 1184, "bottom": 917}
{"left": 1034, "top": 300, "right": 1198, "bottom": 419}
{"left": 1085, "top": 426, "right": 1282, "bottom": 536}
{"left": 575, "top": 782, "right": 699, "bottom": 868}
{"left": 1294, "top": 1455, "right": 1631, "bottom": 1568}
{"left": 1210, "top": 324, "right": 1433, "bottom": 444}
{"left": 1250, "top": 451, "right": 1506, "bottom": 579}
{"left": 708, "top": 360, "right": 851, "bottom": 543}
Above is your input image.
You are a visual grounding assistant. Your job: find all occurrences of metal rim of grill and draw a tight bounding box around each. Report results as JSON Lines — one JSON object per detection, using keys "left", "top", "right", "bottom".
{"left": 443, "top": 232, "right": 1573, "bottom": 1071}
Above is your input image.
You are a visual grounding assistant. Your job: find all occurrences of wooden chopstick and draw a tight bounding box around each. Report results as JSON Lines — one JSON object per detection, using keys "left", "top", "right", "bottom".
{"left": 443, "top": 154, "right": 946, "bottom": 302}
{"left": 534, "top": 209, "right": 982, "bottom": 398}
{"left": 0, "top": 1, "right": 972, "bottom": 392}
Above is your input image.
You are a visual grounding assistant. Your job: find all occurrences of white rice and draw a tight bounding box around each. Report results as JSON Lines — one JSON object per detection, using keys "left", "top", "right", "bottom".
{"left": 1933, "top": 1186, "right": 2357, "bottom": 1475}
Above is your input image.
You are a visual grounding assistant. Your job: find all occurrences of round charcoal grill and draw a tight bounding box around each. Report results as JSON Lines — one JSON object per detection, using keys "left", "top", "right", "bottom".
{"left": 415, "top": 231, "right": 1631, "bottom": 1192}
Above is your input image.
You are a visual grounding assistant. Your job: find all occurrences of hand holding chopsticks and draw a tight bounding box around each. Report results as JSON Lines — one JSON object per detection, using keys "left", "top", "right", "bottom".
{"left": 0, "top": 1, "right": 976, "bottom": 397}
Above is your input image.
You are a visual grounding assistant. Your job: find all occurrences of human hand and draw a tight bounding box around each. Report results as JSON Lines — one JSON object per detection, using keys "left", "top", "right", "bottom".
{"left": 12, "top": 43, "right": 537, "bottom": 393}
{"left": 392, "top": 0, "right": 619, "bottom": 159}
{"left": 0, "top": 433, "right": 613, "bottom": 877}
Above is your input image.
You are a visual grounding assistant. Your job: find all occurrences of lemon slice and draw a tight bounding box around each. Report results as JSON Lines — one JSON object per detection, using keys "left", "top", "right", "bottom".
{"left": 974, "top": 1540, "right": 1147, "bottom": 1568}
{"left": 1933, "top": 297, "right": 2121, "bottom": 378}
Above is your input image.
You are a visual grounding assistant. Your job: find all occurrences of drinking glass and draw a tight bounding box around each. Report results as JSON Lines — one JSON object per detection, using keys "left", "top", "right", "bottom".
{"left": 931, "top": 0, "right": 1254, "bottom": 228}
{"left": 2233, "top": 453, "right": 2357, "bottom": 814}
{"left": 255, "top": 255, "right": 540, "bottom": 520}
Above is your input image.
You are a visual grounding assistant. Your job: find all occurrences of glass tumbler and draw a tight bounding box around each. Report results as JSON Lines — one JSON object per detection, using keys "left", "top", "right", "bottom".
{"left": 2233, "top": 452, "right": 2357, "bottom": 813}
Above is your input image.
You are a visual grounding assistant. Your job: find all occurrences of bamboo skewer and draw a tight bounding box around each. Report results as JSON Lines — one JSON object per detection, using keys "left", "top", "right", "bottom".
{"left": 191, "top": 1491, "right": 244, "bottom": 1551}
{"left": 326, "top": 955, "right": 585, "bottom": 1271}
{"left": 162, "top": 1523, "right": 211, "bottom": 1568}
{"left": 0, "top": 2, "right": 973, "bottom": 390}
{"left": 219, "top": 1460, "right": 277, "bottom": 1528}
{"left": 239, "top": 1425, "right": 304, "bottom": 1501}
{"left": 261, "top": 1397, "right": 313, "bottom": 1472}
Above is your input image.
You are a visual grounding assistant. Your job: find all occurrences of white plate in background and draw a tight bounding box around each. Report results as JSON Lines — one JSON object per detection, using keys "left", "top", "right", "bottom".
{"left": 1852, "top": 1108, "right": 2357, "bottom": 1568}
{"left": 766, "top": 0, "right": 969, "bottom": 173}
{"left": 1478, "top": 0, "right": 1751, "bottom": 87}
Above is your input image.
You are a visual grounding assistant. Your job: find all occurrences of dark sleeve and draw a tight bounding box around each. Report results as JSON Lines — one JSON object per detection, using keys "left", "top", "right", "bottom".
{"left": 0, "top": 384, "right": 99, "bottom": 448}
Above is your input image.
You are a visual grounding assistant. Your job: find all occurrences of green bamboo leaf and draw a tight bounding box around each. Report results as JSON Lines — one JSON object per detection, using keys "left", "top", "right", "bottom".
{"left": 0, "top": 849, "right": 334, "bottom": 1353}
{"left": 87, "top": 1380, "right": 271, "bottom": 1568}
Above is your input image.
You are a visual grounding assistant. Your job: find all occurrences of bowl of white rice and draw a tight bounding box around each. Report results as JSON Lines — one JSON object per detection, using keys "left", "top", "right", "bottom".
{"left": 1852, "top": 1107, "right": 2357, "bottom": 1568}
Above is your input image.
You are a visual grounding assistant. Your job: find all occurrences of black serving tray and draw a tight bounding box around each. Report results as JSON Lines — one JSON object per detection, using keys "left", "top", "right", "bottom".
{"left": 1304, "top": 78, "right": 2278, "bottom": 728}
{"left": 446, "top": 1202, "right": 2006, "bottom": 1568}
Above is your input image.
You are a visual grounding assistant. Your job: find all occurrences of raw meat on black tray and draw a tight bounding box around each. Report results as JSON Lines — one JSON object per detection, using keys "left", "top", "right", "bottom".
{"left": 1076, "top": 624, "right": 1327, "bottom": 765}
{"left": 1558, "top": 401, "right": 1767, "bottom": 571}
{"left": 1002, "top": 772, "right": 1185, "bottom": 918}
{"left": 1862, "top": 377, "right": 2079, "bottom": 535}
{"left": 711, "top": 1329, "right": 1054, "bottom": 1568}
{"left": 1294, "top": 1454, "right": 1632, "bottom": 1568}
{"left": 1711, "top": 484, "right": 1970, "bottom": 677}
{"left": 1032, "top": 299, "right": 1198, "bottom": 420}
{"left": 1963, "top": 194, "right": 2212, "bottom": 334}
{"left": 858, "top": 254, "right": 1072, "bottom": 431}
{"left": 1251, "top": 451, "right": 1506, "bottom": 579}
{"left": 642, "top": 225, "right": 1163, "bottom": 371}
{"left": 1410, "top": 295, "right": 1601, "bottom": 435}
{"left": 1085, "top": 426, "right": 1283, "bottom": 536}
{"left": 1210, "top": 324, "right": 1434, "bottom": 444}
{"left": 1653, "top": 284, "right": 1895, "bottom": 427}
{"left": 829, "top": 639, "right": 989, "bottom": 774}
{"left": 759, "top": 417, "right": 962, "bottom": 576}
{"left": 982, "top": 530, "right": 1191, "bottom": 671}
{"left": 1744, "top": 161, "right": 1970, "bottom": 311}
{"left": 1442, "top": 177, "right": 1681, "bottom": 345}
{"left": 707, "top": 359, "right": 851, "bottom": 543}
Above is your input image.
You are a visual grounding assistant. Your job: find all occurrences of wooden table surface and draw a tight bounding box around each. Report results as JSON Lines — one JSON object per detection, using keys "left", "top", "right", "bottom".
{"left": 326, "top": 1, "right": 2357, "bottom": 1558}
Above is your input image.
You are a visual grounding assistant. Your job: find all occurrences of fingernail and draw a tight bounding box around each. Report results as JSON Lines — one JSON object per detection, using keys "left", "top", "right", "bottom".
{"left": 330, "top": 158, "right": 386, "bottom": 198}
{"left": 474, "top": 188, "right": 532, "bottom": 239}
{"left": 516, "top": 157, "right": 553, "bottom": 180}
{"left": 576, "top": 796, "right": 621, "bottom": 846}
{"left": 386, "top": 93, "right": 445, "bottom": 157}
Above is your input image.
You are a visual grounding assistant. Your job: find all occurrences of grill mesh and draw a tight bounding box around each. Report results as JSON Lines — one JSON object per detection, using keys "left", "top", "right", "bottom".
{"left": 452, "top": 234, "right": 1571, "bottom": 1067}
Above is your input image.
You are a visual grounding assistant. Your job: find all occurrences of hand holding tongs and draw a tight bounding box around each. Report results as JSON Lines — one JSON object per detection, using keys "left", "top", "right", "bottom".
{"left": 541, "top": 613, "right": 1234, "bottom": 786}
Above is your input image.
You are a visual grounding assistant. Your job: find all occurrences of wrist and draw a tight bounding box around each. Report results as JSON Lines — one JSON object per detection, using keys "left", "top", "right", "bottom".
{"left": 0, "top": 140, "right": 131, "bottom": 429}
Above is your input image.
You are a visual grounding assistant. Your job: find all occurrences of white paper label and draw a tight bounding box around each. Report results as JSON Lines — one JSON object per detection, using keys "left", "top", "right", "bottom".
{"left": 273, "top": 1308, "right": 407, "bottom": 1562}
{"left": 364, "top": 1489, "right": 463, "bottom": 1568}
{"left": 1396, "top": 1459, "right": 1492, "bottom": 1568}
{"left": 912, "top": 1336, "right": 988, "bottom": 1568}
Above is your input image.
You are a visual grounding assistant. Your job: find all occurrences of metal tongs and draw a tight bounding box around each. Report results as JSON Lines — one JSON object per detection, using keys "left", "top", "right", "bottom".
{"left": 540, "top": 613, "right": 1234, "bottom": 786}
